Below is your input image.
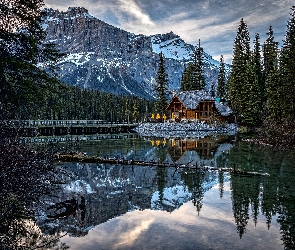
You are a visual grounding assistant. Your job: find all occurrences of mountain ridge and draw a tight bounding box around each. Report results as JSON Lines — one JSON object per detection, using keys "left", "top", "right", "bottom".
{"left": 42, "top": 7, "right": 230, "bottom": 99}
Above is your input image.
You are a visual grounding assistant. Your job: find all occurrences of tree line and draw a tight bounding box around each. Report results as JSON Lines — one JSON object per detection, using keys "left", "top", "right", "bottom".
{"left": 2, "top": 82, "right": 154, "bottom": 123}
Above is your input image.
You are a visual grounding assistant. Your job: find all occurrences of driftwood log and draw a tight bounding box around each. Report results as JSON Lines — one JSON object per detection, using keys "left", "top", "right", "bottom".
{"left": 55, "top": 154, "right": 270, "bottom": 177}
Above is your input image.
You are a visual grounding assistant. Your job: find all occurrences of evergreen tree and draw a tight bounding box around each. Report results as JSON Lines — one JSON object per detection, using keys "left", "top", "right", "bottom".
{"left": 210, "top": 81, "right": 215, "bottom": 98}
{"left": 154, "top": 52, "right": 169, "bottom": 114}
{"left": 228, "top": 18, "right": 251, "bottom": 122}
{"left": 263, "top": 26, "right": 279, "bottom": 83}
{"left": 191, "top": 39, "right": 206, "bottom": 91}
{"left": 253, "top": 33, "right": 264, "bottom": 105}
{"left": 180, "top": 64, "right": 192, "bottom": 91}
{"left": 0, "top": 0, "right": 63, "bottom": 119}
{"left": 180, "top": 40, "right": 206, "bottom": 91}
{"left": 263, "top": 26, "right": 280, "bottom": 119}
{"left": 216, "top": 55, "right": 227, "bottom": 101}
{"left": 242, "top": 52, "right": 262, "bottom": 127}
{"left": 279, "top": 6, "right": 295, "bottom": 120}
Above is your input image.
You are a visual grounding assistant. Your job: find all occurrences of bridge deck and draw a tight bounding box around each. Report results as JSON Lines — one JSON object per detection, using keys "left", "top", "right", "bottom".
{"left": 7, "top": 120, "right": 138, "bottom": 136}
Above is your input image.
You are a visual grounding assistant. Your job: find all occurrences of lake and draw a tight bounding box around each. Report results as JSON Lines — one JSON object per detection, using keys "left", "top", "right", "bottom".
{"left": 2, "top": 134, "right": 295, "bottom": 249}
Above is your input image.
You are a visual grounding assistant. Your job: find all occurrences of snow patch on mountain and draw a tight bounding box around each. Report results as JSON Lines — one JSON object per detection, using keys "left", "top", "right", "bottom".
{"left": 151, "top": 185, "right": 192, "bottom": 209}
{"left": 151, "top": 36, "right": 192, "bottom": 61}
{"left": 59, "top": 52, "right": 95, "bottom": 66}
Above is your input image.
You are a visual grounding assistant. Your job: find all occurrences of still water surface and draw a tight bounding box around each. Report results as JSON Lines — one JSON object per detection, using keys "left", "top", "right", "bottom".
{"left": 56, "top": 136, "right": 295, "bottom": 249}
{"left": 3, "top": 135, "right": 295, "bottom": 249}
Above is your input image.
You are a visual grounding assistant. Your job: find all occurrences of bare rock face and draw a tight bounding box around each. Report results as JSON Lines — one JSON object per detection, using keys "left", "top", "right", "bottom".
{"left": 42, "top": 7, "right": 230, "bottom": 99}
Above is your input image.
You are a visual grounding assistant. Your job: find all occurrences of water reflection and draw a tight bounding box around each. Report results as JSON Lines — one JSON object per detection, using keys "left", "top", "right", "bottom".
{"left": 2, "top": 136, "right": 295, "bottom": 249}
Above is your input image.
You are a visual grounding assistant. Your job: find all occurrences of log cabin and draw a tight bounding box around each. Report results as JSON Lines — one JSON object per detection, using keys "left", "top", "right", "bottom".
{"left": 165, "top": 90, "right": 232, "bottom": 122}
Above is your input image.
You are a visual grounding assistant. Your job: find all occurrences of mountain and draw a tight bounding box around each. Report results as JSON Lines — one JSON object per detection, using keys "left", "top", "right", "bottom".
{"left": 42, "top": 7, "right": 230, "bottom": 99}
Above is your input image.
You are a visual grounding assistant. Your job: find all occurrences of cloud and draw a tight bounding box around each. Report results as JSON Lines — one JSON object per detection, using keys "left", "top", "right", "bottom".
{"left": 115, "top": 218, "right": 154, "bottom": 247}
{"left": 117, "top": 0, "right": 155, "bottom": 27}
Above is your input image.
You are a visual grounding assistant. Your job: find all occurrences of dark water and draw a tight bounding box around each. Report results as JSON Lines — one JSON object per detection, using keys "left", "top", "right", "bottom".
{"left": 1, "top": 135, "right": 295, "bottom": 249}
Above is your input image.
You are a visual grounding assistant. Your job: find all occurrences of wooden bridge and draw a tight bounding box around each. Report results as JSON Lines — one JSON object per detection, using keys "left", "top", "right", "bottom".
{"left": 8, "top": 120, "right": 138, "bottom": 137}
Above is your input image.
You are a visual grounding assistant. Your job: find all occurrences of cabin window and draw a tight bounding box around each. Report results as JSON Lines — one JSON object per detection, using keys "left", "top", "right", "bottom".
{"left": 205, "top": 112, "right": 208, "bottom": 116}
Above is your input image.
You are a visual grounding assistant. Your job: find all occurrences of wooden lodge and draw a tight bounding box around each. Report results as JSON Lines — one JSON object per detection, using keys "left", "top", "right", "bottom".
{"left": 165, "top": 90, "right": 232, "bottom": 122}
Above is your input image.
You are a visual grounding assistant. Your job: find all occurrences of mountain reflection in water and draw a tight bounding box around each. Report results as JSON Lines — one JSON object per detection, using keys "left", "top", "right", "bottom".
{"left": 1, "top": 136, "right": 295, "bottom": 249}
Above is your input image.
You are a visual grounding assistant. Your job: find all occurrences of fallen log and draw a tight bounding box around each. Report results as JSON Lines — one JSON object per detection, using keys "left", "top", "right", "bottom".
{"left": 55, "top": 154, "right": 270, "bottom": 177}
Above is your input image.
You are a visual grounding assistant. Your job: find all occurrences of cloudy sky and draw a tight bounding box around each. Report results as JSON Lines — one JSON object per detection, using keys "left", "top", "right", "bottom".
{"left": 43, "top": 0, "right": 294, "bottom": 63}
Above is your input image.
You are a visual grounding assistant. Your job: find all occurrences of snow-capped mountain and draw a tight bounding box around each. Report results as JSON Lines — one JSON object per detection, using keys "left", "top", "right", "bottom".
{"left": 42, "top": 7, "right": 230, "bottom": 99}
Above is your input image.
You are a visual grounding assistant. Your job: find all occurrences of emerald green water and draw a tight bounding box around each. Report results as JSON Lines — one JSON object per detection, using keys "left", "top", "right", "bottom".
{"left": 2, "top": 135, "right": 295, "bottom": 249}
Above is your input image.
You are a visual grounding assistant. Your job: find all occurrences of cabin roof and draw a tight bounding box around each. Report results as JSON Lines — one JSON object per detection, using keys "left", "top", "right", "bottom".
{"left": 177, "top": 90, "right": 214, "bottom": 109}
{"left": 166, "top": 90, "right": 232, "bottom": 116}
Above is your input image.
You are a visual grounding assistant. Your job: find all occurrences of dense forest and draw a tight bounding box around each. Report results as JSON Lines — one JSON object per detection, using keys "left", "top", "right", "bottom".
{"left": 2, "top": 82, "right": 154, "bottom": 122}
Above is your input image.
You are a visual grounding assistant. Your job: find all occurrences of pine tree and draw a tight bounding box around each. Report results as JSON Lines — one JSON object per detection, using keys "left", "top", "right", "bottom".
{"left": 216, "top": 55, "right": 227, "bottom": 101}
{"left": 228, "top": 18, "right": 251, "bottom": 122}
{"left": 180, "top": 64, "right": 192, "bottom": 91}
{"left": 155, "top": 52, "right": 169, "bottom": 114}
{"left": 210, "top": 81, "right": 215, "bottom": 98}
{"left": 242, "top": 52, "right": 262, "bottom": 127}
{"left": 253, "top": 33, "right": 264, "bottom": 101}
{"left": 263, "top": 26, "right": 281, "bottom": 120}
{"left": 263, "top": 26, "right": 279, "bottom": 82}
{"left": 279, "top": 6, "right": 295, "bottom": 120}
{"left": 191, "top": 39, "right": 206, "bottom": 91}
{"left": 180, "top": 40, "right": 206, "bottom": 91}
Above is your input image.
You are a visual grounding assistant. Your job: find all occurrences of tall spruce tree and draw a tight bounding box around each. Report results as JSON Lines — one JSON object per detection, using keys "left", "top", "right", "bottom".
{"left": 263, "top": 26, "right": 279, "bottom": 82}
{"left": 263, "top": 27, "right": 280, "bottom": 120}
{"left": 253, "top": 33, "right": 264, "bottom": 104}
{"left": 279, "top": 6, "right": 295, "bottom": 120}
{"left": 242, "top": 50, "right": 262, "bottom": 127}
{"left": 155, "top": 52, "right": 169, "bottom": 114}
{"left": 210, "top": 81, "right": 215, "bottom": 98}
{"left": 180, "top": 63, "right": 192, "bottom": 91}
{"left": 217, "top": 55, "right": 227, "bottom": 101}
{"left": 192, "top": 39, "right": 206, "bottom": 90}
{"left": 228, "top": 18, "right": 251, "bottom": 122}
{"left": 181, "top": 40, "right": 206, "bottom": 91}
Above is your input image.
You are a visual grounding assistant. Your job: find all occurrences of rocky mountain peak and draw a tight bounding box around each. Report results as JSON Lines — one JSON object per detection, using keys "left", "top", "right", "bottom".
{"left": 42, "top": 7, "right": 228, "bottom": 99}
{"left": 151, "top": 31, "right": 180, "bottom": 43}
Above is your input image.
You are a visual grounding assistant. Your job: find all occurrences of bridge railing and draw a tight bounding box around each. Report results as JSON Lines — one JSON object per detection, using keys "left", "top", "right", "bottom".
{"left": 8, "top": 120, "right": 139, "bottom": 127}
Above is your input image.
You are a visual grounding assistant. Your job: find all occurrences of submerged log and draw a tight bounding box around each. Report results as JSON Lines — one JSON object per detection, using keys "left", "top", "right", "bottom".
{"left": 55, "top": 154, "right": 270, "bottom": 177}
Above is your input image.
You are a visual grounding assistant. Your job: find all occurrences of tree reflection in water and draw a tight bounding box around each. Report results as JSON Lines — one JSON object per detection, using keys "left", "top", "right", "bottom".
{"left": 227, "top": 141, "right": 295, "bottom": 247}
{"left": 1, "top": 129, "right": 295, "bottom": 249}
